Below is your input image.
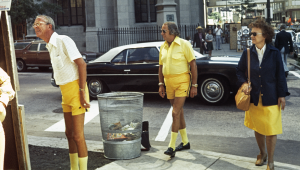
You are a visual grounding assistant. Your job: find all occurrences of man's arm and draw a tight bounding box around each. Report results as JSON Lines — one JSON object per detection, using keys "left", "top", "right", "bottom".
{"left": 158, "top": 65, "right": 165, "bottom": 98}
{"left": 288, "top": 33, "right": 294, "bottom": 53}
{"left": 189, "top": 60, "right": 198, "bottom": 98}
{"left": 74, "top": 58, "right": 90, "bottom": 108}
{"left": 0, "top": 68, "right": 15, "bottom": 107}
{"left": 193, "top": 34, "right": 196, "bottom": 47}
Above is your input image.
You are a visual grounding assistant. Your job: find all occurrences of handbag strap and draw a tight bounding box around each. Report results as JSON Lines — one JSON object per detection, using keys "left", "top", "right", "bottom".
{"left": 247, "top": 48, "right": 251, "bottom": 88}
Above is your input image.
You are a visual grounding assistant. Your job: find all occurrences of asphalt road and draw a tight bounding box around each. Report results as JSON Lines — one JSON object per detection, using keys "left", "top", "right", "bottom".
{"left": 17, "top": 67, "right": 300, "bottom": 166}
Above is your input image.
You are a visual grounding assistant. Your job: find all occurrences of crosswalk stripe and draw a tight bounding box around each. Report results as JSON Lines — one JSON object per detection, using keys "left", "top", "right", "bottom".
{"left": 289, "top": 71, "right": 300, "bottom": 78}
{"left": 155, "top": 106, "right": 173, "bottom": 141}
{"left": 44, "top": 100, "right": 99, "bottom": 132}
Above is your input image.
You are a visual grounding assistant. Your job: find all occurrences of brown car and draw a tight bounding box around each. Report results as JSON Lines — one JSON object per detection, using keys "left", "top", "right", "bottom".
{"left": 14, "top": 40, "right": 103, "bottom": 72}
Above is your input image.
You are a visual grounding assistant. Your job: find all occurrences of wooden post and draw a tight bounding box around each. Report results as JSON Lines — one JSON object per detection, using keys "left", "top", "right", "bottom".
{"left": 0, "top": 11, "right": 31, "bottom": 170}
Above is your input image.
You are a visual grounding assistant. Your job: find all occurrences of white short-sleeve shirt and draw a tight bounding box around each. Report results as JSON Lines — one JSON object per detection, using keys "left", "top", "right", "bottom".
{"left": 46, "top": 32, "right": 82, "bottom": 85}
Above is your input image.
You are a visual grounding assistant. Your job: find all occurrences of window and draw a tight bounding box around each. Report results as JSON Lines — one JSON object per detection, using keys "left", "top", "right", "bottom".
{"left": 28, "top": 44, "right": 38, "bottom": 51}
{"left": 127, "top": 47, "right": 159, "bottom": 64}
{"left": 39, "top": 44, "right": 47, "bottom": 51}
{"left": 14, "top": 43, "right": 30, "bottom": 50}
{"left": 134, "top": 0, "right": 157, "bottom": 23}
{"left": 57, "top": 0, "right": 85, "bottom": 26}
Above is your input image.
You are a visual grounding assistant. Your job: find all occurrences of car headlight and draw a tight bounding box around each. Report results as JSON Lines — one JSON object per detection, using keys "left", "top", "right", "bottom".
{"left": 82, "top": 54, "right": 86, "bottom": 60}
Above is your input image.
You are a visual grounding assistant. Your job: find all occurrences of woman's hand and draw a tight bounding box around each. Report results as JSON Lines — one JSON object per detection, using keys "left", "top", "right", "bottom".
{"left": 278, "top": 97, "right": 286, "bottom": 110}
{"left": 190, "top": 86, "right": 197, "bottom": 98}
{"left": 242, "top": 85, "right": 252, "bottom": 95}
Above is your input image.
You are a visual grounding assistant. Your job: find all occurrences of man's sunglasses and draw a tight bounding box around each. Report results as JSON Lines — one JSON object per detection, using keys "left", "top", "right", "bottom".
{"left": 249, "top": 32, "right": 262, "bottom": 36}
{"left": 161, "top": 29, "right": 168, "bottom": 33}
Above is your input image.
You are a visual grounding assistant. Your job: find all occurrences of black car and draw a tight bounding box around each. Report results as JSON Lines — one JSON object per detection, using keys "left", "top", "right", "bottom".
{"left": 86, "top": 42, "right": 240, "bottom": 105}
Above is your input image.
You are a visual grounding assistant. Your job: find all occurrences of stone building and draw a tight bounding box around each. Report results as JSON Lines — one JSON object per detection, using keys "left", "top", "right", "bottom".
{"left": 28, "top": 0, "right": 206, "bottom": 53}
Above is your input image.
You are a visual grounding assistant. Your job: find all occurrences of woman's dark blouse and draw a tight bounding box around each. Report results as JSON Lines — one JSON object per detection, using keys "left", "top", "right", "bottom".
{"left": 236, "top": 44, "right": 289, "bottom": 106}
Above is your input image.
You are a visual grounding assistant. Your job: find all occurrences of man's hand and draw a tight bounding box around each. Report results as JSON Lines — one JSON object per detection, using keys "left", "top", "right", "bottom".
{"left": 80, "top": 91, "right": 90, "bottom": 109}
{"left": 278, "top": 97, "right": 286, "bottom": 110}
{"left": 190, "top": 86, "right": 197, "bottom": 98}
{"left": 159, "top": 86, "right": 165, "bottom": 98}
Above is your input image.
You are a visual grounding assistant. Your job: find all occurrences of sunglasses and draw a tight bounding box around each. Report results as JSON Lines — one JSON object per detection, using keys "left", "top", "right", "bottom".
{"left": 161, "top": 29, "right": 168, "bottom": 34}
{"left": 249, "top": 32, "right": 262, "bottom": 36}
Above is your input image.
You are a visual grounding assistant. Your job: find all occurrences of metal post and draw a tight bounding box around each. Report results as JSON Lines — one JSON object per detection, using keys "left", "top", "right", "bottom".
{"left": 226, "top": 0, "right": 227, "bottom": 23}
{"left": 267, "top": 0, "right": 271, "bottom": 24}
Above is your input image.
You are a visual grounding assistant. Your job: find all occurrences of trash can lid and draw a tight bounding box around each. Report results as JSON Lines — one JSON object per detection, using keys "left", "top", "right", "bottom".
{"left": 97, "top": 92, "right": 144, "bottom": 100}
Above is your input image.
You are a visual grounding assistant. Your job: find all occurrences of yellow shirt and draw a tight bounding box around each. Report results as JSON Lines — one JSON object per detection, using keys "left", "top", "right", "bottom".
{"left": 159, "top": 36, "right": 195, "bottom": 75}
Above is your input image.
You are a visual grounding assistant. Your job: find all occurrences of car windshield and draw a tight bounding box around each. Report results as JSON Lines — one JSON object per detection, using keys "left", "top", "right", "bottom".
{"left": 14, "top": 42, "right": 30, "bottom": 50}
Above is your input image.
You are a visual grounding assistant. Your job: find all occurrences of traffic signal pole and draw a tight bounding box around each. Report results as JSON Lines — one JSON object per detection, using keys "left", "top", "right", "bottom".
{"left": 266, "top": 0, "right": 271, "bottom": 24}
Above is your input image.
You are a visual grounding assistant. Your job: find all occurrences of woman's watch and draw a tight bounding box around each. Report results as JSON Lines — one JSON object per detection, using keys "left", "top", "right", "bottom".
{"left": 192, "top": 84, "right": 198, "bottom": 87}
{"left": 158, "top": 82, "right": 164, "bottom": 86}
{"left": 79, "top": 88, "right": 85, "bottom": 92}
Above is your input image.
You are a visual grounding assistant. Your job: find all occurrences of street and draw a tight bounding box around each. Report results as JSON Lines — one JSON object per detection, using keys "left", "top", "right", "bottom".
{"left": 18, "top": 67, "right": 300, "bottom": 166}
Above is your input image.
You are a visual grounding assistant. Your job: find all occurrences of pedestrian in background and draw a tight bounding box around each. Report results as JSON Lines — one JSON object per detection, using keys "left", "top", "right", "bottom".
{"left": 206, "top": 29, "right": 214, "bottom": 56}
{"left": 193, "top": 26, "right": 206, "bottom": 54}
{"left": 275, "top": 25, "right": 293, "bottom": 77}
{"left": 33, "top": 15, "right": 90, "bottom": 170}
{"left": 214, "top": 25, "right": 223, "bottom": 50}
{"left": 159, "top": 22, "right": 198, "bottom": 157}
{"left": 0, "top": 68, "right": 15, "bottom": 170}
{"left": 236, "top": 19, "right": 289, "bottom": 170}
{"left": 185, "top": 36, "right": 192, "bottom": 44}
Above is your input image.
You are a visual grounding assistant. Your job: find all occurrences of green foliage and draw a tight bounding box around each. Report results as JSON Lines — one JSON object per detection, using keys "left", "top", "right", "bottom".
{"left": 9, "top": 0, "right": 62, "bottom": 25}
{"left": 208, "top": 12, "right": 223, "bottom": 21}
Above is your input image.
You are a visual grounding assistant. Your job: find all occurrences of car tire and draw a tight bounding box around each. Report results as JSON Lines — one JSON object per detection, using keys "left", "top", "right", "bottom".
{"left": 17, "top": 59, "right": 26, "bottom": 72}
{"left": 87, "top": 78, "right": 106, "bottom": 99}
{"left": 198, "top": 76, "right": 230, "bottom": 105}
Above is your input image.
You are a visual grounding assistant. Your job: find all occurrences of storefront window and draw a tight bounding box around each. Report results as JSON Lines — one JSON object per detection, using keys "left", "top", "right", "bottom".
{"left": 57, "top": 0, "right": 85, "bottom": 26}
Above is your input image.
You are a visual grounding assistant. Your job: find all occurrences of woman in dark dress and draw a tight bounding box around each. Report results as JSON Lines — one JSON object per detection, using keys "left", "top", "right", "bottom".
{"left": 206, "top": 29, "right": 214, "bottom": 56}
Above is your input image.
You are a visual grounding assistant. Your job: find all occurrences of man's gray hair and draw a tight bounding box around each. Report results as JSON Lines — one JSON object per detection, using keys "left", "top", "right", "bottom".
{"left": 36, "top": 15, "right": 55, "bottom": 31}
{"left": 280, "top": 25, "right": 286, "bottom": 30}
{"left": 163, "top": 22, "right": 180, "bottom": 37}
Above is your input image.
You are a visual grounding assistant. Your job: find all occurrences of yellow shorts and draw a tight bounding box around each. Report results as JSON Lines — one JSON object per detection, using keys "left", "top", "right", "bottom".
{"left": 60, "top": 79, "right": 89, "bottom": 116}
{"left": 164, "top": 73, "right": 191, "bottom": 99}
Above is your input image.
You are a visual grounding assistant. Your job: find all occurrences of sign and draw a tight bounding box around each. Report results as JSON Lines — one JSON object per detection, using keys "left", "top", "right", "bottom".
{"left": 0, "top": 0, "right": 12, "bottom": 11}
{"left": 166, "top": 14, "right": 174, "bottom": 21}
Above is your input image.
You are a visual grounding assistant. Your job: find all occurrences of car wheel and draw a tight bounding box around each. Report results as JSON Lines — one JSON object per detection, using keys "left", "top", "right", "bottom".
{"left": 87, "top": 78, "right": 106, "bottom": 99}
{"left": 198, "top": 76, "right": 230, "bottom": 105}
{"left": 17, "top": 59, "right": 26, "bottom": 72}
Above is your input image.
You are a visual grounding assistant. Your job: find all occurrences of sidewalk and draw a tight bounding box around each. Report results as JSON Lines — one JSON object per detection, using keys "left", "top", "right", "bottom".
{"left": 28, "top": 135, "right": 300, "bottom": 170}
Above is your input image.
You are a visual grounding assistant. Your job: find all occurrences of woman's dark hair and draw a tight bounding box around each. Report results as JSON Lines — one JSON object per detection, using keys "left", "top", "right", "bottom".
{"left": 248, "top": 19, "right": 274, "bottom": 44}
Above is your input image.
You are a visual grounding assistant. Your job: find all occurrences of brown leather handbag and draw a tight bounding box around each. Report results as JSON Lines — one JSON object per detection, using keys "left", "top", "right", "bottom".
{"left": 235, "top": 48, "right": 251, "bottom": 111}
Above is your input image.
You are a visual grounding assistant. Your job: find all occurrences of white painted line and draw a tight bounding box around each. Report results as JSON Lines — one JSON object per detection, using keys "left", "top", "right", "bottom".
{"left": 155, "top": 106, "right": 173, "bottom": 141}
{"left": 45, "top": 100, "right": 99, "bottom": 132}
{"left": 289, "top": 71, "right": 300, "bottom": 78}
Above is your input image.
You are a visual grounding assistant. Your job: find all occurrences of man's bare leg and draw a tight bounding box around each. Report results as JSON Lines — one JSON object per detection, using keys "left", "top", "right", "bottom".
{"left": 0, "top": 123, "right": 5, "bottom": 170}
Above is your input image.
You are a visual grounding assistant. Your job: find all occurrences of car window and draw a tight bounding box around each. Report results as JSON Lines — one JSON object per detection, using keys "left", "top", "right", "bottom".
{"left": 39, "top": 44, "right": 47, "bottom": 51}
{"left": 111, "top": 50, "right": 127, "bottom": 64}
{"left": 28, "top": 44, "right": 38, "bottom": 51}
{"left": 14, "top": 43, "right": 30, "bottom": 50}
{"left": 127, "top": 47, "right": 159, "bottom": 64}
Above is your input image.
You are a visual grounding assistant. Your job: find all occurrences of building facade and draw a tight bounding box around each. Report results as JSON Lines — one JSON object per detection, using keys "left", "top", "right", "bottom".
{"left": 28, "top": 0, "right": 206, "bottom": 53}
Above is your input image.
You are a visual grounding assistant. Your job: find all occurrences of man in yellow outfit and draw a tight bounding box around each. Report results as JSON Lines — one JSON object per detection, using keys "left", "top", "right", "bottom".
{"left": 33, "top": 15, "right": 90, "bottom": 170}
{"left": 158, "top": 22, "right": 198, "bottom": 157}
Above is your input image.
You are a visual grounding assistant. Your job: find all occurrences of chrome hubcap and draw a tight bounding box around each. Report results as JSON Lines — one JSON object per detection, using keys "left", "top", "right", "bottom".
{"left": 17, "top": 61, "right": 24, "bottom": 70}
{"left": 201, "top": 78, "right": 224, "bottom": 103}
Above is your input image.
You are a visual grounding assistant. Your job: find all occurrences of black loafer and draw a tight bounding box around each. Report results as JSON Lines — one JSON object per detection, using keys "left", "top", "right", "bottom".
{"left": 164, "top": 147, "right": 175, "bottom": 157}
{"left": 175, "top": 142, "right": 190, "bottom": 151}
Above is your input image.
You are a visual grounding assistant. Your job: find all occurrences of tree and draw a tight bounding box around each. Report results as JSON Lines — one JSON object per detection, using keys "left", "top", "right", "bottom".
{"left": 8, "top": 0, "right": 62, "bottom": 40}
{"left": 208, "top": 12, "right": 223, "bottom": 21}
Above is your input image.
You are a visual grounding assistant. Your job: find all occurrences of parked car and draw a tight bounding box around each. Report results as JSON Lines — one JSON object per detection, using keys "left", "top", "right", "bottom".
{"left": 83, "top": 42, "right": 240, "bottom": 105}
{"left": 14, "top": 40, "right": 103, "bottom": 72}
{"left": 293, "top": 33, "right": 300, "bottom": 58}
{"left": 287, "top": 25, "right": 299, "bottom": 32}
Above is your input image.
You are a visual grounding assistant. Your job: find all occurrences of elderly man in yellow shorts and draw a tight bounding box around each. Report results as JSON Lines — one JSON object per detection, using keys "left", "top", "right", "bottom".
{"left": 33, "top": 15, "right": 90, "bottom": 170}
{"left": 159, "top": 22, "right": 198, "bottom": 157}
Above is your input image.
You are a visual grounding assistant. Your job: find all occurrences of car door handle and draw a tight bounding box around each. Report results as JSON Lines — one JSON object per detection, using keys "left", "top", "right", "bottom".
{"left": 124, "top": 69, "right": 130, "bottom": 72}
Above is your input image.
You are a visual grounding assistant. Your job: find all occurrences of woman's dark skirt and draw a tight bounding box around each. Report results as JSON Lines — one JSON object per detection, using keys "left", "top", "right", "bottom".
{"left": 207, "top": 42, "right": 213, "bottom": 51}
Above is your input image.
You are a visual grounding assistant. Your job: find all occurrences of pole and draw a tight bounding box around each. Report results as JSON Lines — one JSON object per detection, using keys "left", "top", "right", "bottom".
{"left": 226, "top": 0, "right": 227, "bottom": 23}
{"left": 266, "top": 0, "right": 271, "bottom": 24}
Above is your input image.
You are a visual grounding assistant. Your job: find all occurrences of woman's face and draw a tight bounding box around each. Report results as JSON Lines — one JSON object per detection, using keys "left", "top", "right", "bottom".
{"left": 209, "top": 30, "right": 212, "bottom": 34}
{"left": 251, "top": 27, "right": 265, "bottom": 45}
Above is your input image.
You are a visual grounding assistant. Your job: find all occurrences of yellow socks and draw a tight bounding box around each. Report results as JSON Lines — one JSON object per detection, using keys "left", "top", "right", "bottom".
{"left": 69, "top": 153, "right": 79, "bottom": 170}
{"left": 168, "top": 132, "right": 178, "bottom": 150}
{"left": 179, "top": 128, "right": 189, "bottom": 145}
{"left": 79, "top": 156, "right": 88, "bottom": 170}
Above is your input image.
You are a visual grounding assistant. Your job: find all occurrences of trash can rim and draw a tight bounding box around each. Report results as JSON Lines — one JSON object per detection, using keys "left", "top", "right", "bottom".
{"left": 97, "top": 92, "right": 144, "bottom": 99}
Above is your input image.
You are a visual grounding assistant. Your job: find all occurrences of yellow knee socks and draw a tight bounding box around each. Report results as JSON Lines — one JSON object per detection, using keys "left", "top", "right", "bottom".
{"left": 79, "top": 156, "right": 88, "bottom": 170}
{"left": 179, "top": 128, "right": 189, "bottom": 145}
{"left": 168, "top": 132, "right": 178, "bottom": 150}
{"left": 69, "top": 153, "right": 79, "bottom": 170}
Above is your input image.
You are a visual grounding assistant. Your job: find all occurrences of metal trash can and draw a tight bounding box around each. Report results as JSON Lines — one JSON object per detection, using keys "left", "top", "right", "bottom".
{"left": 97, "top": 92, "right": 144, "bottom": 159}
